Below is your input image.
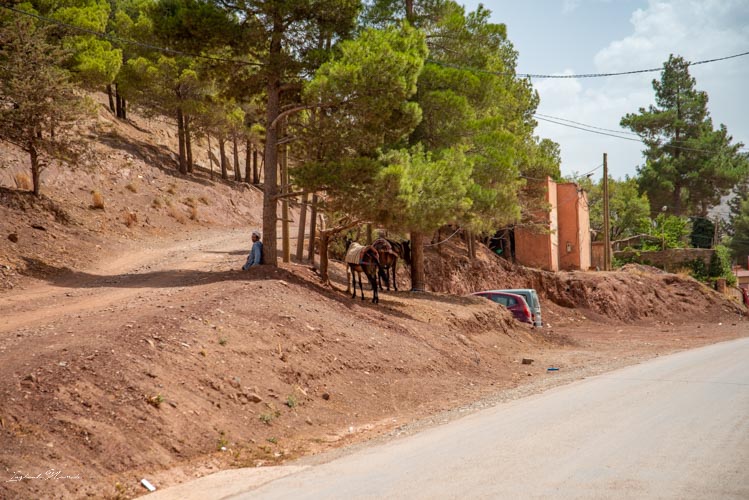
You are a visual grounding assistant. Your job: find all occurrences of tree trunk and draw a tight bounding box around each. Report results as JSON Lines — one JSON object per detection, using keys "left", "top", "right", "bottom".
{"left": 176, "top": 108, "right": 187, "bottom": 174}
{"left": 185, "top": 116, "right": 193, "bottom": 174}
{"left": 207, "top": 133, "right": 214, "bottom": 180}
{"left": 29, "top": 140, "right": 41, "bottom": 197}
{"left": 405, "top": 0, "right": 414, "bottom": 22}
{"left": 307, "top": 193, "right": 318, "bottom": 264}
{"left": 233, "top": 134, "right": 241, "bottom": 182}
{"left": 106, "top": 84, "right": 115, "bottom": 113}
{"left": 262, "top": 80, "right": 281, "bottom": 265}
{"left": 115, "top": 88, "right": 123, "bottom": 119}
{"left": 280, "top": 133, "right": 290, "bottom": 263}
{"left": 245, "top": 139, "right": 252, "bottom": 183}
{"left": 673, "top": 184, "right": 682, "bottom": 216}
{"left": 219, "top": 135, "right": 228, "bottom": 180}
{"left": 296, "top": 192, "right": 309, "bottom": 262}
{"left": 366, "top": 224, "right": 373, "bottom": 244}
{"left": 121, "top": 97, "right": 127, "bottom": 120}
{"left": 252, "top": 146, "right": 259, "bottom": 184}
{"left": 410, "top": 230, "right": 425, "bottom": 292}
{"left": 319, "top": 230, "right": 330, "bottom": 283}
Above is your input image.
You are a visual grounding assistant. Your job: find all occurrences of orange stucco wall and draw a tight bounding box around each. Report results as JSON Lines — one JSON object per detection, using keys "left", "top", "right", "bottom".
{"left": 515, "top": 177, "right": 558, "bottom": 271}
{"left": 514, "top": 178, "right": 591, "bottom": 272}
{"left": 557, "top": 183, "right": 591, "bottom": 271}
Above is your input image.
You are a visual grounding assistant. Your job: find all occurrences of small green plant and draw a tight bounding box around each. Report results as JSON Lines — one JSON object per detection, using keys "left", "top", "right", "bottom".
{"left": 216, "top": 430, "right": 229, "bottom": 450}
{"left": 285, "top": 395, "right": 297, "bottom": 408}
{"left": 146, "top": 394, "right": 164, "bottom": 408}
{"left": 259, "top": 413, "right": 274, "bottom": 425}
{"left": 266, "top": 437, "right": 278, "bottom": 444}
{"left": 218, "top": 337, "right": 228, "bottom": 346}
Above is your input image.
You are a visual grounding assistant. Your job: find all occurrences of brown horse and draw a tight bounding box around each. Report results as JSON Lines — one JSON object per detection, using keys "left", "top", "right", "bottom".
{"left": 345, "top": 240, "right": 383, "bottom": 304}
{"left": 373, "top": 238, "right": 411, "bottom": 292}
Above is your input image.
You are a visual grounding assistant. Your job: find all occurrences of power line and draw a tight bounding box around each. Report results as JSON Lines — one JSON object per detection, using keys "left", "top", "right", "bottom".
{"left": 0, "top": 4, "right": 263, "bottom": 67}
{"left": 534, "top": 115, "right": 731, "bottom": 154}
{"left": 428, "top": 50, "right": 749, "bottom": 79}
{"left": 534, "top": 113, "right": 640, "bottom": 137}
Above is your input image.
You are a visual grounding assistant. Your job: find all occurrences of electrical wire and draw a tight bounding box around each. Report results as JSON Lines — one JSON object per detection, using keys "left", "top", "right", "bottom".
{"left": 534, "top": 113, "right": 640, "bottom": 137}
{"left": 427, "top": 50, "right": 749, "bottom": 79}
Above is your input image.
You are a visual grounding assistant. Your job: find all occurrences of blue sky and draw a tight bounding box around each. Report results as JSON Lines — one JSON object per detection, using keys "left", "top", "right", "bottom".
{"left": 460, "top": 0, "right": 749, "bottom": 181}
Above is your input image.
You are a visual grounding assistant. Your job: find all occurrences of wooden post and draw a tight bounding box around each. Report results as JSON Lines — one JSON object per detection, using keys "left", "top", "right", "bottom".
{"left": 410, "top": 231, "right": 425, "bottom": 292}
{"left": 602, "top": 153, "right": 611, "bottom": 271}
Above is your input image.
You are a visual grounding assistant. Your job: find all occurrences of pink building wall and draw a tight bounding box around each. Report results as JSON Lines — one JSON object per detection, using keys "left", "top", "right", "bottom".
{"left": 515, "top": 178, "right": 591, "bottom": 272}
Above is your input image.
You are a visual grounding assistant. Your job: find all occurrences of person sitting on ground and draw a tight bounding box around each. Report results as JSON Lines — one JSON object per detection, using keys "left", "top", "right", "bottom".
{"left": 242, "top": 230, "right": 263, "bottom": 270}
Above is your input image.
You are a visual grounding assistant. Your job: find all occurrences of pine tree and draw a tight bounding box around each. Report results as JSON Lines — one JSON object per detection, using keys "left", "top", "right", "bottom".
{"left": 0, "top": 9, "right": 88, "bottom": 196}
{"left": 621, "top": 55, "right": 749, "bottom": 217}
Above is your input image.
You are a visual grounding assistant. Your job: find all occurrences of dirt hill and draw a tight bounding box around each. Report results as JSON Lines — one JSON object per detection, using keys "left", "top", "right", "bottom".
{"left": 0, "top": 95, "right": 746, "bottom": 499}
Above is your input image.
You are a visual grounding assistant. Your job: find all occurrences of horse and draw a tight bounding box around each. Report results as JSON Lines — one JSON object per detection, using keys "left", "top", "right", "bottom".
{"left": 344, "top": 239, "right": 383, "bottom": 304}
{"left": 372, "top": 238, "right": 411, "bottom": 291}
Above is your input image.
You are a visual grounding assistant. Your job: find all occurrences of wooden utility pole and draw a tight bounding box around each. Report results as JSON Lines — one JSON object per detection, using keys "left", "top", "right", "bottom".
{"left": 602, "top": 153, "right": 611, "bottom": 271}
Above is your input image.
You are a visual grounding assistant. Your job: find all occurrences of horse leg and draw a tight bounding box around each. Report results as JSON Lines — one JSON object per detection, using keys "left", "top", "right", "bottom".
{"left": 392, "top": 258, "right": 398, "bottom": 292}
{"left": 349, "top": 266, "right": 356, "bottom": 299}
{"left": 358, "top": 271, "right": 365, "bottom": 301}
{"left": 368, "top": 269, "right": 379, "bottom": 304}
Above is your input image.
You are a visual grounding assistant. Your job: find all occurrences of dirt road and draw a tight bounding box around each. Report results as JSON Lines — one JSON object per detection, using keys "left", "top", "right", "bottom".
{"left": 208, "top": 337, "right": 749, "bottom": 499}
{"left": 0, "top": 228, "right": 250, "bottom": 334}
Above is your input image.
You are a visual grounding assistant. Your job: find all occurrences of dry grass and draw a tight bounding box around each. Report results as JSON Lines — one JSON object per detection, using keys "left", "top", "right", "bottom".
{"left": 166, "top": 184, "right": 177, "bottom": 195}
{"left": 91, "top": 191, "right": 105, "bottom": 210}
{"left": 14, "top": 173, "right": 32, "bottom": 191}
{"left": 198, "top": 196, "right": 210, "bottom": 205}
{"left": 151, "top": 197, "right": 163, "bottom": 209}
{"left": 125, "top": 183, "right": 137, "bottom": 193}
{"left": 168, "top": 205, "right": 186, "bottom": 224}
{"left": 189, "top": 205, "right": 198, "bottom": 221}
{"left": 124, "top": 211, "right": 138, "bottom": 227}
{"left": 184, "top": 197, "right": 197, "bottom": 208}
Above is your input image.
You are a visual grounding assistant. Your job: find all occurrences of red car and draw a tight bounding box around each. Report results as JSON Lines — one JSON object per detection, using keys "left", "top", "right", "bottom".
{"left": 472, "top": 291, "right": 533, "bottom": 324}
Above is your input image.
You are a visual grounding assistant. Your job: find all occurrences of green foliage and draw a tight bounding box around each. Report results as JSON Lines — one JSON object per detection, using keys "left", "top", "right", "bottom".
{"left": 690, "top": 217, "right": 715, "bottom": 249}
{"left": 380, "top": 146, "right": 473, "bottom": 233}
{"left": 649, "top": 214, "right": 690, "bottom": 249}
{"left": 728, "top": 195, "right": 749, "bottom": 264}
{"left": 566, "top": 174, "right": 650, "bottom": 242}
{"left": 621, "top": 54, "right": 749, "bottom": 217}
{"left": 0, "top": 8, "right": 89, "bottom": 195}
{"left": 712, "top": 245, "right": 737, "bottom": 286}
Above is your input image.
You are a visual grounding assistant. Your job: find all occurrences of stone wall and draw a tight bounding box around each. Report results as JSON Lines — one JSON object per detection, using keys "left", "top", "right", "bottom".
{"left": 614, "top": 248, "right": 714, "bottom": 272}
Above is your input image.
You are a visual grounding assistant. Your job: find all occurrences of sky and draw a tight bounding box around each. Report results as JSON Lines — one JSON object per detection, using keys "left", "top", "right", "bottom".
{"left": 460, "top": 0, "right": 749, "bottom": 181}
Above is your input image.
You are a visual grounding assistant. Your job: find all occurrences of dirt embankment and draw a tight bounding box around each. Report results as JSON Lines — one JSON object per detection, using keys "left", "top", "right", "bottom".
{"left": 1, "top": 93, "right": 747, "bottom": 500}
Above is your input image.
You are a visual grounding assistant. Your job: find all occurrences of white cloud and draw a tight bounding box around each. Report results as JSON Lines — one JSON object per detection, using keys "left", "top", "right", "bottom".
{"left": 536, "top": 0, "right": 749, "bottom": 180}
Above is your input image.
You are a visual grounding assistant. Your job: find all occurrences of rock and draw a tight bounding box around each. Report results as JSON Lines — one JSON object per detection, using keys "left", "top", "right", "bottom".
{"left": 8, "top": 233, "right": 18, "bottom": 243}
{"left": 457, "top": 334, "right": 470, "bottom": 346}
{"left": 322, "top": 392, "right": 330, "bottom": 400}
{"left": 244, "top": 392, "right": 263, "bottom": 403}
{"left": 521, "top": 358, "right": 534, "bottom": 365}
{"left": 305, "top": 417, "right": 313, "bottom": 425}
{"left": 31, "top": 224, "right": 47, "bottom": 231}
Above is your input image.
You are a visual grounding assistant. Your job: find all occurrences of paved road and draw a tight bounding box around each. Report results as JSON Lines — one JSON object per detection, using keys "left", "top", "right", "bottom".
{"left": 147, "top": 338, "right": 749, "bottom": 500}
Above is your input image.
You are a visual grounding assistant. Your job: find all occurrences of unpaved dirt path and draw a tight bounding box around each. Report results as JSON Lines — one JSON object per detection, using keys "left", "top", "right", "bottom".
{"left": 0, "top": 228, "right": 251, "bottom": 334}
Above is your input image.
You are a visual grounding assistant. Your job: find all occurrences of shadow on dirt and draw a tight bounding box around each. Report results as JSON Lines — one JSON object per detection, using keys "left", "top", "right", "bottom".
{"left": 20, "top": 257, "right": 423, "bottom": 321}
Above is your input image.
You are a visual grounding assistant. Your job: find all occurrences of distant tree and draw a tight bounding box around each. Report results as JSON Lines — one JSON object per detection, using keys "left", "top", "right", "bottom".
{"left": 689, "top": 217, "right": 714, "bottom": 249}
{"left": 0, "top": 10, "right": 89, "bottom": 196}
{"left": 621, "top": 55, "right": 749, "bottom": 217}
{"left": 728, "top": 196, "right": 749, "bottom": 266}
{"left": 567, "top": 175, "right": 650, "bottom": 242}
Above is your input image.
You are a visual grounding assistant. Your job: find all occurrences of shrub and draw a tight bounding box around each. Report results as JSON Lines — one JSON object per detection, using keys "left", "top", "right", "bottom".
{"left": 14, "top": 173, "right": 31, "bottom": 191}
{"left": 168, "top": 205, "right": 186, "bottom": 224}
{"left": 151, "top": 198, "right": 163, "bottom": 209}
{"left": 91, "top": 191, "right": 105, "bottom": 210}
{"left": 189, "top": 205, "right": 198, "bottom": 221}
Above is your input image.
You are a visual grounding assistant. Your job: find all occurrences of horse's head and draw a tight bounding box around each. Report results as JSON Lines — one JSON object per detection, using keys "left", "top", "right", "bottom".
{"left": 344, "top": 237, "right": 353, "bottom": 252}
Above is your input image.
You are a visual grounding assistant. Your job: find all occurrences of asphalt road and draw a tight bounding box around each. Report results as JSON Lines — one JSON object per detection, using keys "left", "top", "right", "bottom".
{"left": 147, "top": 337, "right": 749, "bottom": 500}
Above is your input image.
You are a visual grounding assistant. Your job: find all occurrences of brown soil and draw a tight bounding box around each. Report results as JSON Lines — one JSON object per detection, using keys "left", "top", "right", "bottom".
{"left": 1, "top": 95, "right": 747, "bottom": 500}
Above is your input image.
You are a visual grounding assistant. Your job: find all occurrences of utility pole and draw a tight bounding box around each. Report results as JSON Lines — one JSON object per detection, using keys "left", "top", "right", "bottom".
{"left": 602, "top": 153, "right": 611, "bottom": 271}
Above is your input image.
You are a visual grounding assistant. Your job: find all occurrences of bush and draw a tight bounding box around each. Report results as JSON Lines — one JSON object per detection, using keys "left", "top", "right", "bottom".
{"left": 91, "top": 191, "right": 105, "bottom": 209}
{"left": 14, "top": 173, "right": 31, "bottom": 191}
